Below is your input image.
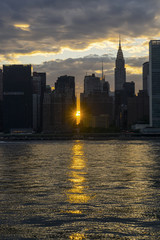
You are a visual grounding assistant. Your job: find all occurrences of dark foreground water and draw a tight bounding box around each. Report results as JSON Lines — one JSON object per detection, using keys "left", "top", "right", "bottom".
{"left": 1, "top": 140, "right": 160, "bottom": 239}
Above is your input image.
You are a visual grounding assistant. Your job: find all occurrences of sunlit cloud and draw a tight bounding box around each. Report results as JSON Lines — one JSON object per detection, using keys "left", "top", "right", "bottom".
{"left": 14, "top": 24, "right": 30, "bottom": 31}
{"left": 0, "top": 0, "right": 158, "bottom": 61}
{"left": 126, "top": 64, "right": 142, "bottom": 75}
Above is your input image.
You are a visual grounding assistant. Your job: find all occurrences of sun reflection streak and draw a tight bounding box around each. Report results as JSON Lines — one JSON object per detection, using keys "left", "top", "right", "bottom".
{"left": 66, "top": 141, "right": 90, "bottom": 239}
{"left": 67, "top": 141, "right": 90, "bottom": 205}
{"left": 69, "top": 233, "right": 85, "bottom": 240}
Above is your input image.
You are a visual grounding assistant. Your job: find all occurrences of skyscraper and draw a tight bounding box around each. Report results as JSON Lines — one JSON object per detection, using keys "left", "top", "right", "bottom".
{"left": 127, "top": 90, "right": 149, "bottom": 128}
{"left": 84, "top": 74, "right": 101, "bottom": 95}
{"left": 123, "top": 82, "right": 135, "bottom": 100}
{"left": 80, "top": 72, "right": 114, "bottom": 129}
{"left": 32, "top": 75, "right": 41, "bottom": 132}
{"left": 33, "top": 72, "right": 46, "bottom": 132}
{"left": 114, "top": 38, "right": 126, "bottom": 128}
{"left": 54, "top": 75, "right": 76, "bottom": 131}
{"left": 0, "top": 69, "right": 3, "bottom": 131}
{"left": 143, "top": 62, "right": 149, "bottom": 95}
{"left": 149, "top": 40, "right": 160, "bottom": 128}
{"left": 55, "top": 75, "right": 75, "bottom": 98}
{"left": 3, "top": 65, "right": 33, "bottom": 133}
{"left": 115, "top": 38, "right": 126, "bottom": 91}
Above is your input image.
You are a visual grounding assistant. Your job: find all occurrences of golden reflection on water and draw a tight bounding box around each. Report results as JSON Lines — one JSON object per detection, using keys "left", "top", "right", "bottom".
{"left": 67, "top": 141, "right": 90, "bottom": 239}
{"left": 69, "top": 232, "right": 85, "bottom": 240}
{"left": 67, "top": 141, "right": 90, "bottom": 205}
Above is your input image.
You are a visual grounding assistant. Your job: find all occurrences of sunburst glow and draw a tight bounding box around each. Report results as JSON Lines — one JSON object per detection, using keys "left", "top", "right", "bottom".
{"left": 76, "top": 111, "right": 80, "bottom": 117}
{"left": 76, "top": 111, "right": 81, "bottom": 125}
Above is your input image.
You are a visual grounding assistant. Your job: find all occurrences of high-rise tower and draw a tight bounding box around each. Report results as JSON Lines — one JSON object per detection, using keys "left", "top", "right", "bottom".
{"left": 115, "top": 38, "right": 126, "bottom": 91}
{"left": 149, "top": 40, "right": 160, "bottom": 128}
{"left": 143, "top": 62, "right": 149, "bottom": 95}
{"left": 3, "top": 65, "right": 33, "bottom": 133}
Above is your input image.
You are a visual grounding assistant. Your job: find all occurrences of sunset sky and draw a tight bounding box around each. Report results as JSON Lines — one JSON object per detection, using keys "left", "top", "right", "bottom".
{"left": 0, "top": 0, "right": 160, "bottom": 94}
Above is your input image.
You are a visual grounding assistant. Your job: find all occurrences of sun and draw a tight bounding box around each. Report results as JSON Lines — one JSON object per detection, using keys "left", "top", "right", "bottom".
{"left": 76, "top": 111, "right": 80, "bottom": 117}
{"left": 75, "top": 111, "right": 81, "bottom": 124}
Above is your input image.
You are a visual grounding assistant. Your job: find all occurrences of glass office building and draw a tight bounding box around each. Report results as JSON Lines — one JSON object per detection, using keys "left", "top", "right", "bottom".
{"left": 149, "top": 40, "right": 160, "bottom": 128}
{"left": 3, "top": 65, "right": 33, "bottom": 132}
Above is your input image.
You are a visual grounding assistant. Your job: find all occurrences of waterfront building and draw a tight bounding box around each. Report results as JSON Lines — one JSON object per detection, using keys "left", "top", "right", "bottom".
{"left": 114, "top": 81, "right": 135, "bottom": 129}
{"left": 81, "top": 113, "right": 109, "bottom": 129}
{"left": 32, "top": 75, "right": 41, "bottom": 132}
{"left": 3, "top": 65, "right": 32, "bottom": 133}
{"left": 43, "top": 75, "right": 76, "bottom": 132}
{"left": 149, "top": 40, "right": 160, "bottom": 127}
{"left": 143, "top": 62, "right": 149, "bottom": 95}
{"left": 80, "top": 92, "right": 113, "bottom": 128}
{"left": 54, "top": 75, "right": 76, "bottom": 131}
{"left": 33, "top": 72, "right": 46, "bottom": 97}
{"left": 0, "top": 69, "right": 3, "bottom": 102}
{"left": 80, "top": 72, "right": 114, "bottom": 129}
{"left": 33, "top": 72, "right": 46, "bottom": 132}
{"left": 0, "top": 70, "right": 3, "bottom": 131}
{"left": 127, "top": 90, "right": 149, "bottom": 128}
{"left": 42, "top": 91, "right": 55, "bottom": 133}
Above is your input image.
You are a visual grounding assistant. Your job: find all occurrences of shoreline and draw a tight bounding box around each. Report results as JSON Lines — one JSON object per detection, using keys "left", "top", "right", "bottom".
{"left": 1, "top": 133, "right": 160, "bottom": 141}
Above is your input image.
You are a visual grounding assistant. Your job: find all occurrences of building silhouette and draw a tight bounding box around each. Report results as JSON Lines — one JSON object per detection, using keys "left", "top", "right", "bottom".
{"left": 84, "top": 74, "right": 101, "bottom": 95}
{"left": 80, "top": 91, "right": 113, "bottom": 128}
{"left": 103, "top": 81, "right": 110, "bottom": 94}
{"left": 149, "top": 40, "right": 160, "bottom": 128}
{"left": 54, "top": 75, "right": 76, "bottom": 131}
{"left": 0, "top": 39, "right": 158, "bottom": 134}
{"left": 81, "top": 72, "right": 114, "bottom": 129}
{"left": 42, "top": 87, "right": 55, "bottom": 133}
{"left": 33, "top": 72, "right": 46, "bottom": 132}
{"left": 32, "top": 75, "right": 42, "bottom": 132}
{"left": 116, "top": 82, "right": 136, "bottom": 129}
{"left": 3, "top": 65, "right": 33, "bottom": 133}
{"left": 114, "top": 38, "right": 127, "bottom": 128}
{"left": 115, "top": 38, "right": 126, "bottom": 91}
{"left": 123, "top": 82, "right": 135, "bottom": 104}
{"left": 127, "top": 90, "right": 149, "bottom": 128}
{"left": 0, "top": 70, "right": 3, "bottom": 131}
{"left": 143, "top": 62, "right": 149, "bottom": 95}
{"left": 43, "top": 75, "right": 76, "bottom": 132}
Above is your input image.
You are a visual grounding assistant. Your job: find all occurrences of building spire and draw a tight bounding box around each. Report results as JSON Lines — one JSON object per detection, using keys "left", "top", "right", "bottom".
{"left": 117, "top": 35, "right": 123, "bottom": 59}
{"left": 119, "top": 34, "right": 121, "bottom": 50}
{"left": 101, "top": 60, "right": 105, "bottom": 82}
{"left": 115, "top": 35, "right": 126, "bottom": 91}
{"left": 102, "top": 60, "right": 104, "bottom": 79}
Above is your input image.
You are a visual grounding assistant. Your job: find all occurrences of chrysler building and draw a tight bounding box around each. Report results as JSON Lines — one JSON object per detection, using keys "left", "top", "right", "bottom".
{"left": 115, "top": 38, "right": 126, "bottom": 91}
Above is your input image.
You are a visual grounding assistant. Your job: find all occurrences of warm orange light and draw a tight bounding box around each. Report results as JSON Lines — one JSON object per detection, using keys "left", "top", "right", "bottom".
{"left": 76, "top": 111, "right": 80, "bottom": 117}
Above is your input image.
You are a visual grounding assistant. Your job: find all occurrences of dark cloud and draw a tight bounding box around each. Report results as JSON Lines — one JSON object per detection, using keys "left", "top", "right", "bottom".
{"left": 34, "top": 54, "right": 145, "bottom": 95}
{"left": 127, "top": 57, "right": 148, "bottom": 67}
{"left": 0, "top": 0, "right": 159, "bottom": 56}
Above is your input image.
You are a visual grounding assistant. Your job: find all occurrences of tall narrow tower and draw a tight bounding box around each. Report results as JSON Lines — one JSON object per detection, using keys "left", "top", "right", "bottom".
{"left": 149, "top": 40, "right": 160, "bottom": 128}
{"left": 115, "top": 37, "right": 126, "bottom": 91}
{"left": 101, "top": 60, "right": 105, "bottom": 83}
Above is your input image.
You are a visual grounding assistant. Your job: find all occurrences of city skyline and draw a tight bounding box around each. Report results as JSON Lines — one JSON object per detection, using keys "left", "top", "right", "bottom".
{"left": 0, "top": 0, "right": 160, "bottom": 94}
{"left": 0, "top": 40, "right": 157, "bottom": 133}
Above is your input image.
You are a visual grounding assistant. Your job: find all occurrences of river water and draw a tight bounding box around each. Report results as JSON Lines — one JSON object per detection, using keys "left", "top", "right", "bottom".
{"left": 0, "top": 140, "right": 160, "bottom": 239}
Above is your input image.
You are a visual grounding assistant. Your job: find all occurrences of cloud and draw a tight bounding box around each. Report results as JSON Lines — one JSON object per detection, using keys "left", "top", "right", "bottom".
{"left": 0, "top": 0, "right": 159, "bottom": 59}
{"left": 0, "top": 0, "right": 155, "bottom": 91}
